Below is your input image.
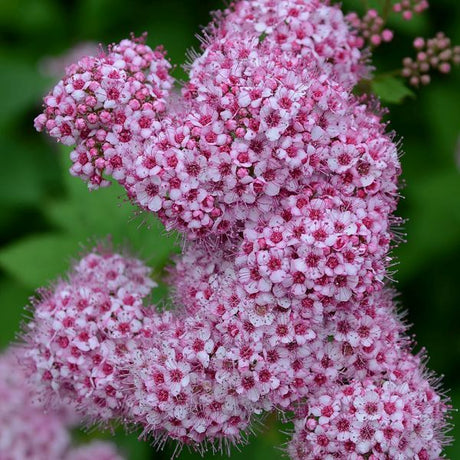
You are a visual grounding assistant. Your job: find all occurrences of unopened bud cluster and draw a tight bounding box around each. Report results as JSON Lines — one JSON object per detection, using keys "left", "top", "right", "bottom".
{"left": 403, "top": 32, "right": 460, "bottom": 86}
{"left": 393, "top": 0, "right": 429, "bottom": 21}
{"left": 345, "top": 0, "right": 459, "bottom": 90}
{"left": 346, "top": 9, "right": 393, "bottom": 47}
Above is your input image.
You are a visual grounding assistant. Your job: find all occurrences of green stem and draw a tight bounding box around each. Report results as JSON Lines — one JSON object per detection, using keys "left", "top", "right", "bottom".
{"left": 381, "top": 0, "right": 392, "bottom": 23}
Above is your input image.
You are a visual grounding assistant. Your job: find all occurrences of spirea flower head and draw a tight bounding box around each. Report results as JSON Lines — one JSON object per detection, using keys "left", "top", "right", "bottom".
{"left": 34, "top": 36, "right": 173, "bottom": 189}
{"left": 288, "top": 354, "right": 449, "bottom": 459}
{"left": 36, "top": 0, "right": 374, "bottom": 239}
{"left": 23, "top": 249, "right": 156, "bottom": 422}
{"left": 28, "top": 0, "right": 453, "bottom": 457}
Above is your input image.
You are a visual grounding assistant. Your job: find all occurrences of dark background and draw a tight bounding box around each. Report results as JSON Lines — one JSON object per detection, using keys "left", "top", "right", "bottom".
{"left": 0, "top": 0, "right": 459, "bottom": 458}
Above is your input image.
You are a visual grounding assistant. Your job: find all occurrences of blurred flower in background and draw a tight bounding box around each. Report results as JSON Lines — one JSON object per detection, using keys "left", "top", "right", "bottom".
{"left": 39, "top": 41, "right": 101, "bottom": 79}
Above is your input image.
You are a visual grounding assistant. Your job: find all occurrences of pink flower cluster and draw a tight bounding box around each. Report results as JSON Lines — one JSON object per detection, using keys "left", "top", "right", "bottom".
{"left": 24, "top": 249, "right": 156, "bottom": 422}
{"left": 28, "top": 0, "right": 451, "bottom": 458}
{"left": 36, "top": 0, "right": 365, "bottom": 238}
{"left": 0, "top": 347, "right": 124, "bottom": 460}
{"left": 288, "top": 355, "right": 447, "bottom": 459}
{"left": 34, "top": 36, "right": 173, "bottom": 189}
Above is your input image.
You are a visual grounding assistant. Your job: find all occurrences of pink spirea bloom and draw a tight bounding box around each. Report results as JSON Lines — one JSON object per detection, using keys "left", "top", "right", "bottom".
{"left": 36, "top": 0, "right": 367, "bottom": 237}
{"left": 34, "top": 37, "right": 173, "bottom": 189}
{"left": 23, "top": 250, "right": 156, "bottom": 422}
{"left": 30, "top": 0, "right": 451, "bottom": 457}
{"left": 288, "top": 355, "right": 447, "bottom": 459}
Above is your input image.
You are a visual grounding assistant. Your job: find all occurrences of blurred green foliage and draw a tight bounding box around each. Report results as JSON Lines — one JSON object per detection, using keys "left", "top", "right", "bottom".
{"left": 0, "top": 0, "right": 459, "bottom": 458}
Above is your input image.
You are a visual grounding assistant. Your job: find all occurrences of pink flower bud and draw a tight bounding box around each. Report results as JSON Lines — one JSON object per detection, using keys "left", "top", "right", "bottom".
{"left": 439, "top": 62, "right": 451, "bottom": 73}
{"left": 381, "top": 29, "right": 394, "bottom": 42}
{"left": 414, "top": 37, "right": 425, "bottom": 49}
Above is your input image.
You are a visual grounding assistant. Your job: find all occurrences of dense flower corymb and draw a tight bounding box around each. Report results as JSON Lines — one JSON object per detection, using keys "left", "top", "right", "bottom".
{"left": 28, "top": 0, "right": 452, "bottom": 458}
{"left": 34, "top": 37, "right": 173, "bottom": 189}
{"left": 23, "top": 250, "right": 156, "bottom": 422}
{"left": 288, "top": 356, "right": 447, "bottom": 459}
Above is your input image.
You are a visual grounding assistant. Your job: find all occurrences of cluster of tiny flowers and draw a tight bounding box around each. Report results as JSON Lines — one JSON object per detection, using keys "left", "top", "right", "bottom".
{"left": 402, "top": 33, "right": 460, "bottom": 86}
{"left": 34, "top": 36, "right": 174, "bottom": 189}
{"left": 23, "top": 250, "right": 156, "bottom": 422}
{"left": 288, "top": 355, "right": 447, "bottom": 459}
{"left": 28, "top": 0, "right": 451, "bottom": 457}
{"left": 0, "top": 348, "right": 124, "bottom": 460}
{"left": 394, "top": 0, "right": 429, "bottom": 21}
{"left": 36, "top": 0, "right": 366, "bottom": 238}
{"left": 346, "top": 9, "right": 393, "bottom": 47}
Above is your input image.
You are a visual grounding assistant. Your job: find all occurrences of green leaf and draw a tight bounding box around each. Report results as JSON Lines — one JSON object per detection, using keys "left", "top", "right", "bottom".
{"left": 0, "top": 54, "right": 49, "bottom": 126}
{"left": 395, "top": 169, "right": 460, "bottom": 281}
{"left": 371, "top": 76, "right": 415, "bottom": 104}
{"left": 0, "top": 276, "right": 32, "bottom": 349}
{"left": 0, "top": 138, "right": 62, "bottom": 207}
{"left": 0, "top": 148, "right": 179, "bottom": 304}
{"left": 0, "top": 234, "right": 81, "bottom": 289}
{"left": 43, "top": 149, "right": 179, "bottom": 269}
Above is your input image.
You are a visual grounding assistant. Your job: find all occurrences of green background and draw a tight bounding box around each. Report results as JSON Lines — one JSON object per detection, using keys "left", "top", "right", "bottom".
{"left": 0, "top": 0, "right": 459, "bottom": 458}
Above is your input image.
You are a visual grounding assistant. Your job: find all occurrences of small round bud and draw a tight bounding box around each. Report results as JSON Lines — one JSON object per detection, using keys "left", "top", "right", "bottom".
{"left": 439, "top": 62, "right": 451, "bottom": 73}
{"left": 420, "top": 74, "right": 431, "bottom": 85}
{"left": 413, "top": 37, "right": 425, "bottom": 49}
{"left": 403, "top": 10, "right": 413, "bottom": 20}
{"left": 382, "top": 29, "right": 394, "bottom": 42}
